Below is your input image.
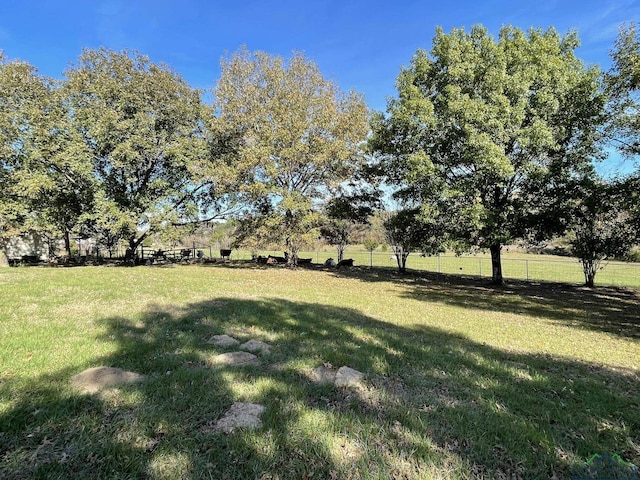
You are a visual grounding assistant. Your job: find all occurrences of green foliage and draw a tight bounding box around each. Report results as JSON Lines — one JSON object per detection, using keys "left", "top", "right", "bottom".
{"left": 384, "top": 208, "right": 442, "bottom": 272}
{"left": 607, "top": 22, "right": 640, "bottom": 157}
{"left": 0, "top": 54, "right": 42, "bottom": 239}
{"left": 64, "top": 48, "right": 211, "bottom": 251}
{"left": 0, "top": 54, "right": 94, "bottom": 255}
{"left": 568, "top": 177, "right": 637, "bottom": 287}
{"left": 363, "top": 237, "right": 379, "bottom": 252}
{"left": 371, "top": 25, "right": 606, "bottom": 284}
{"left": 216, "top": 48, "right": 370, "bottom": 262}
{"left": 321, "top": 192, "right": 379, "bottom": 261}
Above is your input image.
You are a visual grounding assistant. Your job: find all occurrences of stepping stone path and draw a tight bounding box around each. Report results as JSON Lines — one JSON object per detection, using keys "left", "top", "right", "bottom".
{"left": 208, "top": 335, "right": 272, "bottom": 366}
{"left": 212, "top": 402, "right": 265, "bottom": 433}
{"left": 310, "top": 364, "right": 364, "bottom": 387}
{"left": 209, "top": 351, "right": 260, "bottom": 366}
{"left": 207, "top": 334, "right": 240, "bottom": 347}
{"left": 240, "top": 339, "right": 271, "bottom": 354}
{"left": 70, "top": 366, "right": 144, "bottom": 394}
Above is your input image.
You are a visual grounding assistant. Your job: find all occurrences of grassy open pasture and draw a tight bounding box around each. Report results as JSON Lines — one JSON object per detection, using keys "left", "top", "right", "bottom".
{"left": 0, "top": 263, "right": 639, "bottom": 479}
{"left": 234, "top": 249, "right": 640, "bottom": 288}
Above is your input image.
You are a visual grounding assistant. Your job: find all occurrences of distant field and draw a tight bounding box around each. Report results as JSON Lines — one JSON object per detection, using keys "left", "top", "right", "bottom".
{"left": 228, "top": 248, "right": 640, "bottom": 288}
{"left": 1, "top": 264, "right": 638, "bottom": 479}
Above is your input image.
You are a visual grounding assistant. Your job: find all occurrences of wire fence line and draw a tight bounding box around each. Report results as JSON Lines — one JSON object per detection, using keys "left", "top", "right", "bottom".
{"left": 228, "top": 249, "right": 640, "bottom": 288}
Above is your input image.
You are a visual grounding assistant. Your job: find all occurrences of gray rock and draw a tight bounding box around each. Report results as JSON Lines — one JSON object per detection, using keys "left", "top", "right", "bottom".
{"left": 70, "top": 366, "right": 144, "bottom": 394}
{"left": 310, "top": 366, "right": 337, "bottom": 384}
{"left": 214, "top": 402, "right": 265, "bottom": 433}
{"left": 207, "top": 334, "right": 240, "bottom": 347}
{"left": 209, "top": 351, "right": 260, "bottom": 366}
{"left": 240, "top": 339, "right": 271, "bottom": 354}
{"left": 335, "top": 366, "right": 364, "bottom": 387}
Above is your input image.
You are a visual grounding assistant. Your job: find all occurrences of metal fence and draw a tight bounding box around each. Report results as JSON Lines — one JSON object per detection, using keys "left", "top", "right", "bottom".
{"left": 228, "top": 249, "right": 640, "bottom": 288}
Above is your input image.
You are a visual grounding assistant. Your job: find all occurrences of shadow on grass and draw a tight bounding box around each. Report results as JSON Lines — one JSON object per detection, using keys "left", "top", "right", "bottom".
{"left": 1, "top": 296, "right": 638, "bottom": 479}
{"left": 326, "top": 265, "right": 640, "bottom": 339}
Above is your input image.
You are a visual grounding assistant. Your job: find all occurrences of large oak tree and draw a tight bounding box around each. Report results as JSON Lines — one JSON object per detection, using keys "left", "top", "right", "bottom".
{"left": 214, "top": 48, "right": 369, "bottom": 262}
{"left": 371, "top": 26, "right": 606, "bottom": 284}
{"left": 65, "top": 48, "right": 216, "bottom": 255}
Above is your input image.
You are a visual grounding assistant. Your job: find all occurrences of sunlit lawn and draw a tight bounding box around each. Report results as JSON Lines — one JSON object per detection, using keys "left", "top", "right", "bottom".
{"left": 1, "top": 263, "right": 638, "bottom": 479}
{"left": 231, "top": 249, "right": 640, "bottom": 288}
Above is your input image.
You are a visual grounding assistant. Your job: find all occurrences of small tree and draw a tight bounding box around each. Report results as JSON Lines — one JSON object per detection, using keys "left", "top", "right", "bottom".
{"left": 569, "top": 177, "right": 636, "bottom": 287}
{"left": 363, "top": 237, "right": 379, "bottom": 268}
{"left": 320, "top": 191, "right": 378, "bottom": 262}
{"left": 384, "top": 209, "right": 441, "bottom": 273}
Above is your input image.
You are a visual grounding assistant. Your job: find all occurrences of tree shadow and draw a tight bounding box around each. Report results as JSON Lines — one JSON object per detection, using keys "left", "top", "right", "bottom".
{"left": 2, "top": 294, "right": 639, "bottom": 479}
{"left": 330, "top": 266, "right": 640, "bottom": 339}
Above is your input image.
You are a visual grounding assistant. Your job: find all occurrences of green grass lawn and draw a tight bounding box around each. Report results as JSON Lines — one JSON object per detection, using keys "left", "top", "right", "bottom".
{"left": 1, "top": 263, "right": 639, "bottom": 479}
{"left": 239, "top": 249, "right": 640, "bottom": 288}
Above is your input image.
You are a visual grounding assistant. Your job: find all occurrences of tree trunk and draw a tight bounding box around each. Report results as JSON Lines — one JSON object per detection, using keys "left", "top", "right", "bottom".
{"left": 288, "top": 249, "right": 298, "bottom": 266}
{"left": 401, "top": 252, "right": 409, "bottom": 273}
{"left": 394, "top": 247, "right": 407, "bottom": 273}
{"left": 490, "top": 243, "right": 503, "bottom": 285}
{"left": 126, "top": 235, "right": 146, "bottom": 265}
{"left": 582, "top": 260, "right": 596, "bottom": 287}
{"left": 337, "top": 245, "right": 345, "bottom": 263}
{"left": 64, "top": 231, "right": 72, "bottom": 257}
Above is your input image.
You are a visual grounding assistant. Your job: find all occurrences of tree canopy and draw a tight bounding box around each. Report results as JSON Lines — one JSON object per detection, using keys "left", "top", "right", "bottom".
{"left": 215, "top": 48, "right": 370, "bottom": 262}
{"left": 608, "top": 22, "right": 640, "bottom": 158}
{"left": 1, "top": 28, "right": 637, "bottom": 278}
{"left": 371, "top": 25, "right": 606, "bottom": 284}
{"left": 64, "top": 48, "right": 213, "bottom": 253}
{"left": 0, "top": 54, "right": 94, "bottom": 256}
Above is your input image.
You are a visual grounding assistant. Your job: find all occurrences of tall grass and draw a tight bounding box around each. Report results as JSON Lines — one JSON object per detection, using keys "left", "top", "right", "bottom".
{"left": 0, "top": 264, "right": 638, "bottom": 479}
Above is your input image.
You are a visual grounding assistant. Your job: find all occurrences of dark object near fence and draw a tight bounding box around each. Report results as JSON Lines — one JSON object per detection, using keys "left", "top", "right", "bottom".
{"left": 152, "top": 249, "right": 167, "bottom": 260}
{"left": 297, "top": 258, "right": 312, "bottom": 264}
{"left": 180, "top": 249, "right": 192, "bottom": 259}
{"left": 8, "top": 255, "right": 40, "bottom": 266}
{"left": 220, "top": 249, "right": 232, "bottom": 260}
{"left": 337, "top": 258, "right": 354, "bottom": 268}
{"left": 267, "top": 255, "right": 287, "bottom": 264}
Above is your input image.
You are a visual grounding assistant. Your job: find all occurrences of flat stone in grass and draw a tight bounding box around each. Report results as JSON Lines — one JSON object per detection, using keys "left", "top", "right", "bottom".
{"left": 335, "top": 366, "right": 364, "bottom": 387}
{"left": 239, "top": 339, "right": 271, "bottom": 354}
{"left": 71, "top": 366, "right": 144, "bottom": 394}
{"left": 213, "top": 402, "right": 265, "bottom": 433}
{"left": 310, "top": 365, "right": 337, "bottom": 384}
{"left": 207, "top": 334, "right": 240, "bottom": 347}
{"left": 209, "top": 351, "right": 260, "bottom": 366}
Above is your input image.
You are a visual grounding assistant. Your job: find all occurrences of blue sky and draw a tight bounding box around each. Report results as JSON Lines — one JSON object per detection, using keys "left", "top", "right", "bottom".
{"left": 1, "top": 0, "right": 638, "bottom": 173}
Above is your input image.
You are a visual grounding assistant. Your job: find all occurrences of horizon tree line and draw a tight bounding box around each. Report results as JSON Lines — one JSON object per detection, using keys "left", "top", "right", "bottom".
{"left": 1, "top": 23, "right": 639, "bottom": 287}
